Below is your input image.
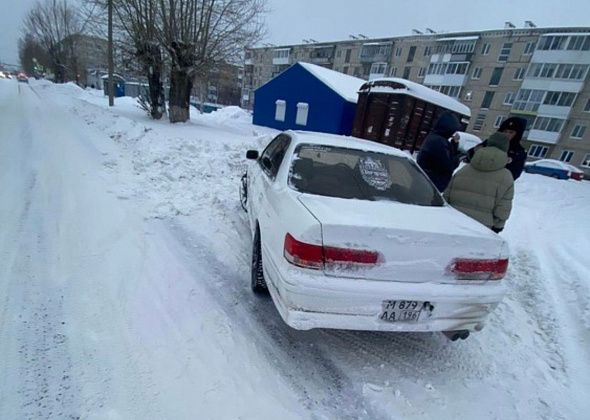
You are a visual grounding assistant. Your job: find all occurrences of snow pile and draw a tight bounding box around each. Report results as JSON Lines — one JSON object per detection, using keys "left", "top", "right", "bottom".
{"left": 207, "top": 106, "right": 252, "bottom": 123}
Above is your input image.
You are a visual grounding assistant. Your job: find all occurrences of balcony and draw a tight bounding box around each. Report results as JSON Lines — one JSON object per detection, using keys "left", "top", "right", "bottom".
{"left": 527, "top": 129, "right": 560, "bottom": 144}
{"left": 272, "top": 48, "right": 291, "bottom": 65}
{"left": 360, "top": 42, "right": 392, "bottom": 64}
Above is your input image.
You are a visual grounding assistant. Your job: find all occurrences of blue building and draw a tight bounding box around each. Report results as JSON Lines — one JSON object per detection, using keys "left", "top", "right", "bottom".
{"left": 253, "top": 62, "right": 365, "bottom": 135}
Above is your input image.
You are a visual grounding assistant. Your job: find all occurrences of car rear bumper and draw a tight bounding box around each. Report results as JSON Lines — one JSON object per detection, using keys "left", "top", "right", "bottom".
{"left": 264, "top": 256, "right": 506, "bottom": 332}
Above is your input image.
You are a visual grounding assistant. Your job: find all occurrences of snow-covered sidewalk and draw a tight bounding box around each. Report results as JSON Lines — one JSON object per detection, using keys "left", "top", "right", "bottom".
{"left": 1, "top": 78, "right": 588, "bottom": 419}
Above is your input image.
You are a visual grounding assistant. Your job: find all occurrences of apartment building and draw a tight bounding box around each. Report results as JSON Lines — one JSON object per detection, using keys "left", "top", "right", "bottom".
{"left": 242, "top": 24, "right": 590, "bottom": 175}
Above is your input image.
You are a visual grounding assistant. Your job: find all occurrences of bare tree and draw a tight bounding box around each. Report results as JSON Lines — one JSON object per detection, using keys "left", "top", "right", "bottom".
{"left": 157, "top": 0, "right": 266, "bottom": 123}
{"left": 23, "top": 0, "right": 84, "bottom": 83}
{"left": 19, "top": 34, "right": 52, "bottom": 76}
{"left": 86, "top": 0, "right": 167, "bottom": 119}
{"left": 116, "top": 0, "right": 166, "bottom": 118}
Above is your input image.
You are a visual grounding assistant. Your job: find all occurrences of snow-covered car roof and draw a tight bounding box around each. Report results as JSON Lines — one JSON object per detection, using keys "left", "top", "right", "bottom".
{"left": 287, "top": 130, "right": 411, "bottom": 159}
{"left": 457, "top": 132, "right": 482, "bottom": 153}
{"left": 525, "top": 159, "right": 582, "bottom": 172}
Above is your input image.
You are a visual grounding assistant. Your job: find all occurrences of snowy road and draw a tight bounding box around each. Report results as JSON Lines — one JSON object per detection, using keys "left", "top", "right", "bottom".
{"left": 0, "top": 79, "right": 589, "bottom": 419}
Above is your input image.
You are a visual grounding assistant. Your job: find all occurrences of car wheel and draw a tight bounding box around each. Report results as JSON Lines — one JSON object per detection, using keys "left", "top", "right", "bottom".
{"left": 251, "top": 227, "right": 268, "bottom": 294}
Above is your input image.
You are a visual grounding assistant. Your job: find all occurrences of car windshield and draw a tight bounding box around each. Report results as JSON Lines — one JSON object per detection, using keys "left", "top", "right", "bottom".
{"left": 288, "top": 144, "right": 444, "bottom": 206}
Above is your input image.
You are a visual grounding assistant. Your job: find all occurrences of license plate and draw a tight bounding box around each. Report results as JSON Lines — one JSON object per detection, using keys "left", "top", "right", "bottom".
{"left": 380, "top": 300, "right": 423, "bottom": 323}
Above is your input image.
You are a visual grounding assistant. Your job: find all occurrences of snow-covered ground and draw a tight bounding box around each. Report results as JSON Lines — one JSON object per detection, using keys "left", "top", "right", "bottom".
{"left": 0, "top": 78, "right": 588, "bottom": 419}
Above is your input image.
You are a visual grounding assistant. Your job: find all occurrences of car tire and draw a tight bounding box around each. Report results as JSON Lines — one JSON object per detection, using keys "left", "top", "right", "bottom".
{"left": 251, "top": 227, "right": 268, "bottom": 294}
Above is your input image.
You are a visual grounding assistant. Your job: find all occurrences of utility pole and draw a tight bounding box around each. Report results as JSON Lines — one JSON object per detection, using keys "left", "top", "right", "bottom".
{"left": 108, "top": 0, "right": 114, "bottom": 106}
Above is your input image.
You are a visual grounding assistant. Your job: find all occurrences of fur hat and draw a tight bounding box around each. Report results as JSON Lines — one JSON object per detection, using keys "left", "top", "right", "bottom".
{"left": 499, "top": 117, "right": 527, "bottom": 141}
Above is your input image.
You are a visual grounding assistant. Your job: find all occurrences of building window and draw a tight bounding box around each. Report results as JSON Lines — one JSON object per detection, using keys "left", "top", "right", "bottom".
{"left": 584, "top": 99, "right": 590, "bottom": 112}
{"left": 370, "top": 62, "right": 388, "bottom": 75}
{"left": 559, "top": 150, "right": 574, "bottom": 163}
{"left": 538, "top": 35, "right": 568, "bottom": 50}
{"left": 336, "top": 50, "right": 342, "bottom": 58}
{"left": 543, "top": 91, "right": 576, "bottom": 107}
{"left": 523, "top": 41, "right": 536, "bottom": 55}
{"left": 424, "top": 46, "right": 432, "bottom": 56}
{"left": 445, "top": 62, "right": 469, "bottom": 75}
{"left": 473, "top": 113, "right": 486, "bottom": 131}
{"left": 275, "top": 100, "right": 286, "bottom": 122}
{"left": 504, "top": 92, "right": 515, "bottom": 105}
{"left": 395, "top": 47, "right": 402, "bottom": 57}
{"left": 407, "top": 46, "right": 416, "bottom": 62}
{"left": 582, "top": 154, "right": 590, "bottom": 168}
{"left": 403, "top": 66, "right": 411, "bottom": 79}
{"left": 464, "top": 91, "right": 473, "bottom": 101}
{"left": 296, "top": 102, "right": 309, "bottom": 126}
{"left": 343, "top": 66, "right": 349, "bottom": 75}
{"left": 481, "top": 43, "right": 490, "bottom": 55}
{"left": 513, "top": 67, "right": 526, "bottom": 80}
{"left": 566, "top": 35, "right": 590, "bottom": 51}
{"left": 528, "top": 144, "right": 549, "bottom": 158}
{"left": 513, "top": 89, "right": 545, "bottom": 112}
{"left": 498, "top": 43, "right": 512, "bottom": 62}
{"left": 418, "top": 67, "right": 426, "bottom": 78}
{"left": 494, "top": 115, "right": 505, "bottom": 128}
{"left": 489, "top": 67, "right": 504, "bottom": 86}
{"left": 571, "top": 125, "right": 586, "bottom": 139}
{"left": 345, "top": 49, "right": 351, "bottom": 63}
{"left": 390, "top": 67, "right": 397, "bottom": 77}
{"left": 428, "top": 85, "right": 461, "bottom": 98}
{"left": 528, "top": 63, "right": 590, "bottom": 81}
{"left": 472, "top": 67, "right": 482, "bottom": 79}
{"left": 452, "top": 40, "right": 476, "bottom": 54}
{"left": 481, "top": 91, "right": 495, "bottom": 109}
{"left": 532, "top": 116, "right": 565, "bottom": 133}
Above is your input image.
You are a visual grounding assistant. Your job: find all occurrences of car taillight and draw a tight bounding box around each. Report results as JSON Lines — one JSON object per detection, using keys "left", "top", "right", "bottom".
{"left": 448, "top": 258, "right": 509, "bottom": 280}
{"left": 284, "top": 233, "right": 381, "bottom": 270}
{"left": 284, "top": 233, "right": 323, "bottom": 269}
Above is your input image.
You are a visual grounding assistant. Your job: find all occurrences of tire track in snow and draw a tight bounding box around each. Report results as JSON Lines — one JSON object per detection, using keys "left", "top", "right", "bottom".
{"left": 167, "top": 221, "right": 387, "bottom": 420}
{"left": 2, "top": 178, "right": 79, "bottom": 419}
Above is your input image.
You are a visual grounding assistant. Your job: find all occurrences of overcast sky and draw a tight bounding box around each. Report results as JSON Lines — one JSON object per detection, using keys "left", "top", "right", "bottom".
{"left": 2, "top": 0, "right": 590, "bottom": 67}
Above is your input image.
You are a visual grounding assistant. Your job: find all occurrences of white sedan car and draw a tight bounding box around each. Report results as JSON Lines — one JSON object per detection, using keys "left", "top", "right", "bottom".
{"left": 242, "top": 131, "right": 509, "bottom": 340}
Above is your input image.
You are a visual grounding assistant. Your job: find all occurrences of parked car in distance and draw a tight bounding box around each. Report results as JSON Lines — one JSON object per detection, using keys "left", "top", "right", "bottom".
{"left": 564, "top": 163, "right": 585, "bottom": 181}
{"left": 456, "top": 131, "right": 482, "bottom": 159}
{"left": 524, "top": 159, "right": 581, "bottom": 180}
{"left": 241, "top": 130, "right": 509, "bottom": 340}
{"left": 17, "top": 73, "right": 28, "bottom": 83}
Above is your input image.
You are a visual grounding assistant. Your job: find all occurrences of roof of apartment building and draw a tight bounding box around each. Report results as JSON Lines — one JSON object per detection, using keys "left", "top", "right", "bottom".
{"left": 249, "top": 26, "right": 590, "bottom": 50}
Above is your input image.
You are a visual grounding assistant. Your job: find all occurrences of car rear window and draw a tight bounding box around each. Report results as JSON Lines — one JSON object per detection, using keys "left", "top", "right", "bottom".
{"left": 289, "top": 144, "right": 444, "bottom": 206}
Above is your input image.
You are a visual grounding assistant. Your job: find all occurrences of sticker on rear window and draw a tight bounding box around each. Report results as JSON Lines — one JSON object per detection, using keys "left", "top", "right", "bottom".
{"left": 359, "top": 157, "right": 392, "bottom": 191}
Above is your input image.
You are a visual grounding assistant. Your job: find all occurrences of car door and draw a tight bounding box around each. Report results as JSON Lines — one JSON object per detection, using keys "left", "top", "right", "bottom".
{"left": 249, "top": 134, "right": 292, "bottom": 253}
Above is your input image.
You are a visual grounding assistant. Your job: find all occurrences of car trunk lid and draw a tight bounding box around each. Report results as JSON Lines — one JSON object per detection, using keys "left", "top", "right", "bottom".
{"left": 297, "top": 194, "right": 508, "bottom": 283}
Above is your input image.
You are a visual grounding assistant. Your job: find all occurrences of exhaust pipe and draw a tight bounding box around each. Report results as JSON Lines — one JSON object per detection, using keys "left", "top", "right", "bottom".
{"left": 443, "top": 330, "right": 470, "bottom": 341}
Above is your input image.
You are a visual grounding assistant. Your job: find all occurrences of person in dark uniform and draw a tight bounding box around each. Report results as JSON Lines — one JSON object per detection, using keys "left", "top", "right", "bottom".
{"left": 467, "top": 117, "right": 527, "bottom": 180}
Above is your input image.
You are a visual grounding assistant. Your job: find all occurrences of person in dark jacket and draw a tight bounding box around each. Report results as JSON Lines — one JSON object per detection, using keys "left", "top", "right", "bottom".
{"left": 467, "top": 117, "right": 527, "bottom": 180}
{"left": 417, "top": 112, "right": 462, "bottom": 192}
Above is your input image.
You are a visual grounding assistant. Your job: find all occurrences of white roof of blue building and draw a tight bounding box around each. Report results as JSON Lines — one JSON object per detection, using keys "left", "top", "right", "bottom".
{"left": 298, "top": 62, "right": 366, "bottom": 103}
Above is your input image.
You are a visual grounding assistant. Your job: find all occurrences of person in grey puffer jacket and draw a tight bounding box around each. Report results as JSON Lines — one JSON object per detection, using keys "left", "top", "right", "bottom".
{"left": 444, "top": 133, "right": 514, "bottom": 233}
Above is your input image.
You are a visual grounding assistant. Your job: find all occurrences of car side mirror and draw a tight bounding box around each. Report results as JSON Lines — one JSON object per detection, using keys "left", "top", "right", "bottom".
{"left": 246, "top": 150, "right": 259, "bottom": 160}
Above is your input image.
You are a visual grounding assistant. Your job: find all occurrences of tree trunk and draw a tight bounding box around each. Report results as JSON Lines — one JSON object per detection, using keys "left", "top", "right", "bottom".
{"left": 169, "top": 68, "right": 192, "bottom": 123}
{"left": 147, "top": 69, "right": 165, "bottom": 120}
